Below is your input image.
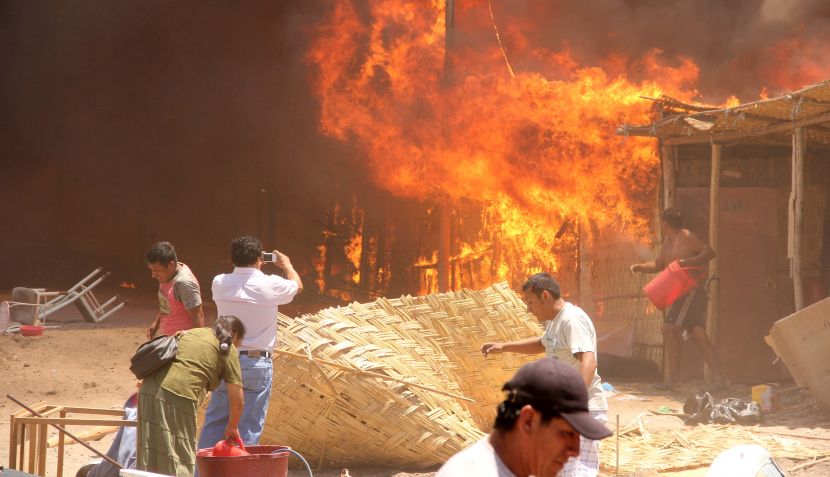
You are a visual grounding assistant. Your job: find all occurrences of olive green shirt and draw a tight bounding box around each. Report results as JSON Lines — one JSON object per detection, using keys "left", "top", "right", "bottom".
{"left": 159, "top": 327, "right": 242, "bottom": 402}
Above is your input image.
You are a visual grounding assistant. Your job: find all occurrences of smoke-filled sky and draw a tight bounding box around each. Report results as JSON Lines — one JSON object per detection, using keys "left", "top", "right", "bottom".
{"left": 481, "top": 0, "right": 830, "bottom": 101}
{"left": 1, "top": 0, "right": 828, "bottom": 288}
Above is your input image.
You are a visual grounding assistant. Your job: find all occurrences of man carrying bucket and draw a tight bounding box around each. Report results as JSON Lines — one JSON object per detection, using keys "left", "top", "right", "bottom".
{"left": 630, "top": 207, "right": 728, "bottom": 391}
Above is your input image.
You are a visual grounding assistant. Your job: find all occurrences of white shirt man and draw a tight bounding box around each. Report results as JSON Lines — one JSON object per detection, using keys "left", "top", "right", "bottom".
{"left": 212, "top": 267, "right": 298, "bottom": 352}
{"left": 197, "top": 235, "right": 302, "bottom": 450}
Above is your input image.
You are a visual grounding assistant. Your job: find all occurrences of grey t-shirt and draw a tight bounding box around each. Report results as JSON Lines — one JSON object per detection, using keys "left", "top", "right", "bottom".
{"left": 173, "top": 263, "right": 202, "bottom": 310}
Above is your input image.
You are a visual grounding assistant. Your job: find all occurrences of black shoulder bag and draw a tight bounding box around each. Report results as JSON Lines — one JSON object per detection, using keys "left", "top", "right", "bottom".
{"left": 129, "top": 334, "right": 179, "bottom": 379}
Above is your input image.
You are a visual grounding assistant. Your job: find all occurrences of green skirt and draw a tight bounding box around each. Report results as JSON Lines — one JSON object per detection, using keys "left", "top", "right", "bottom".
{"left": 137, "top": 373, "right": 199, "bottom": 477}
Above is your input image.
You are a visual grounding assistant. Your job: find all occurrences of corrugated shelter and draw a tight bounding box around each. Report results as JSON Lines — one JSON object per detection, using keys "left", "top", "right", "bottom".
{"left": 618, "top": 80, "right": 830, "bottom": 382}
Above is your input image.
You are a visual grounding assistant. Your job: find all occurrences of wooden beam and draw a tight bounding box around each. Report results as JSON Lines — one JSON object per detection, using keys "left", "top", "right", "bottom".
{"left": 661, "top": 110, "right": 830, "bottom": 146}
{"left": 57, "top": 409, "right": 66, "bottom": 477}
{"left": 661, "top": 145, "right": 677, "bottom": 209}
{"left": 577, "top": 220, "right": 594, "bottom": 316}
{"left": 14, "top": 418, "right": 136, "bottom": 426}
{"left": 38, "top": 423, "right": 47, "bottom": 476}
{"left": 437, "top": 205, "right": 451, "bottom": 292}
{"left": 791, "top": 127, "right": 806, "bottom": 311}
{"left": 705, "top": 144, "right": 722, "bottom": 382}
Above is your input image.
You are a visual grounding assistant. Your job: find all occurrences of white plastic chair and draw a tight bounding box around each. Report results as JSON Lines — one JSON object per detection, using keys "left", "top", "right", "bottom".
{"left": 11, "top": 268, "right": 127, "bottom": 325}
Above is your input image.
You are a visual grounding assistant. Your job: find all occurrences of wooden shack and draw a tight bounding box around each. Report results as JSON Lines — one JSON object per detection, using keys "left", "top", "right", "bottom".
{"left": 619, "top": 80, "right": 830, "bottom": 382}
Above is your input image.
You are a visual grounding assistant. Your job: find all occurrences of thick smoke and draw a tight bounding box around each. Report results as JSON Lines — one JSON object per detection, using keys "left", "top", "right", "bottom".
{"left": 489, "top": 0, "right": 830, "bottom": 102}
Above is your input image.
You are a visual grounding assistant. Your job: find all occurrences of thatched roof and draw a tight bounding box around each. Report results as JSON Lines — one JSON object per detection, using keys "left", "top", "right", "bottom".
{"left": 618, "top": 80, "right": 830, "bottom": 146}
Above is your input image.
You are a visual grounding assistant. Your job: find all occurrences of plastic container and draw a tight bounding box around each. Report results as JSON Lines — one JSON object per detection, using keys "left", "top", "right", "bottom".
{"left": 751, "top": 385, "right": 779, "bottom": 412}
{"left": 20, "top": 325, "right": 45, "bottom": 337}
{"left": 643, "top": 260, "right": 703, "bottom": 310}
{"left": 211, "top": 437, "right": 249, "bottom": 457}
{"left": 196, "top": 445, "right": 290, "bottom": 477}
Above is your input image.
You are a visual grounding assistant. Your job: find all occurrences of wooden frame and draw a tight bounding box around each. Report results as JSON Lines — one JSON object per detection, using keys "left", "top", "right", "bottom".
{"left": 8, "top": 403, "right": 136, "bottom": 477}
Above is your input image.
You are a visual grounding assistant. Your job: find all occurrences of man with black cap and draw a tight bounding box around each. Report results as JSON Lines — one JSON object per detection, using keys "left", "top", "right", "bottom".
{"left": 436, "top": 357, "right": 612, "bottom": 477}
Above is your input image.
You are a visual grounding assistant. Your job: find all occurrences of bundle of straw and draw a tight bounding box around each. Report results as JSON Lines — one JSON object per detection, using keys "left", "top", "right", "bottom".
{"left": 601, "top": 421, "right": 830, "bottom": 474}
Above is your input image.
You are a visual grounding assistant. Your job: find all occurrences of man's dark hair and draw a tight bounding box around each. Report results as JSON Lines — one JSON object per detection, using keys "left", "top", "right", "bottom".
{"left": 521, "top": 272, "right": 561, "bottom": 299}
{"left": 493, "top": 400, "right": 558, "bottom": 430}
{"left": 231, "top": 235, "right": 263, "bottom": 267}
{"left": 145, "top": 241, "right": 177, "bottom": 265}
{"left": 661, "top": 208, "right": 683, "bottom": 229}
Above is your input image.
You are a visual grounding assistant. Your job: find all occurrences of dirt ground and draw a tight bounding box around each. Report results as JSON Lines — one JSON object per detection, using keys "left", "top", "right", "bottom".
{"left": 3, "top": 287, "right": 830, "bottom": 477}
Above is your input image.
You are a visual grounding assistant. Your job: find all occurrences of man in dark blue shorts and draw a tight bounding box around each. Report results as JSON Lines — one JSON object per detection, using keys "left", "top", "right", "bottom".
{"left": 631, "top": 208, "right": 728, "bottom": 390}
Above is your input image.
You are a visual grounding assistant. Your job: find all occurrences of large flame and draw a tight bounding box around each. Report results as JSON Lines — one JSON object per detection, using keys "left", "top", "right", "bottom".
{"left": 307, "top": 1, "right": 706, "bottom": 293}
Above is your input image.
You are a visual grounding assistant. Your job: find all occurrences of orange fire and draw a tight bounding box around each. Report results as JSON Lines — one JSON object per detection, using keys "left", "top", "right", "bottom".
{"left": 306, "top": 1, "right": 727, "bottom": 294}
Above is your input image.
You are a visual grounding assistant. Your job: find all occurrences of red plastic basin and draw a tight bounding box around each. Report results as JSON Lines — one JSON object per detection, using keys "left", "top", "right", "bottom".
{"left": 20, "top": 325, "right": 45, "bottom": 337}
{"left": 196, "top": 444, "right": 289, "bottom": 477}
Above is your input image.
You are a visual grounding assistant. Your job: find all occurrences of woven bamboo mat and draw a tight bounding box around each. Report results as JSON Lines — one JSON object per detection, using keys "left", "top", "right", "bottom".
{"left": 261, "top": 282, "right": 541, "bottom": 467}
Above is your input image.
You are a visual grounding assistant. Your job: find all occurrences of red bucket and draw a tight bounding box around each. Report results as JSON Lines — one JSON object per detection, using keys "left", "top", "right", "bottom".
{"left": 20, "top": 325, "right": 45, "bottom": 337}
{"left": 196, "top": 444, "right": 289, "bottom": 477}
{"left": 643, "top": 260, "right": 703, "bottom": 310}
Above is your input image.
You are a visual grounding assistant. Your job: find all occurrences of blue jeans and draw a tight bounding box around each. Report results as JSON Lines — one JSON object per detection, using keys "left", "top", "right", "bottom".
{"left": 197, "top": 354, "right": 273, "bottom": 449}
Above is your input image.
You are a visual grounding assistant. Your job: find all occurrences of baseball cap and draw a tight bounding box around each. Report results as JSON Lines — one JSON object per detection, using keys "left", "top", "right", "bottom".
{"left": 502, "top": 357, "right": 613, "bottom": 440}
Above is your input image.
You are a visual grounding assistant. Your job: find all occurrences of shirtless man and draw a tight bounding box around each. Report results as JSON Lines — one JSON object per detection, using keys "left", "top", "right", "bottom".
{"left": 631, "top": 208, "right": 728, "bottom": 390}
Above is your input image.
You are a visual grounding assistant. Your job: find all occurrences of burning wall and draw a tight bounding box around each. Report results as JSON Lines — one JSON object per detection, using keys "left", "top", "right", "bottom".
{"left": 306, "top": 0, "right": 830, "bottom": 302}
{"left": 4, "top": 0, "right": 830, "bottom": 303}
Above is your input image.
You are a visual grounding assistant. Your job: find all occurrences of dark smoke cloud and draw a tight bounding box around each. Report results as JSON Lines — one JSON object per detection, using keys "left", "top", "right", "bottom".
{"left": 491, "top": 0, "right": 830, "bottom": 101}
{"left": 0, "top": 0, "right": 357, "bottom": 288}
{"left": 1, "top": 0, "right": 827, "bottom": 290}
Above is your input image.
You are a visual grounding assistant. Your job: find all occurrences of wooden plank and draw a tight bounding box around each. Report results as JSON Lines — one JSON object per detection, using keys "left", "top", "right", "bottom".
{"left": 59, "top": 407, "right": 124, "bottom": 416}
{"left": 661, "top": 145, "right": 677, "bottom": 209}
{"left": 14, "top": 417, "right": 136, "bottom": 427}
{"left": 705, "top": 143, "right": 722, "bottom": 382}
{"left": 577, "top": 220, "right": 594, "bottom": 316}
{"left": 437, "top": 205, "right": 451, "bottom": 292}
{"left": 48, "top": 426, "right": 119, "bottom": 448}
{"left": 791, "top": 127, "right": 806, "bottom": 311}
{"left": 18, "top": 422, "right": 27, "bottom": 468}
{"left": 57, "top": 409, "right": 66, "bottom": 477}
{"left": 9, "top": 414, "right": 17, "bottom": 469}
{"left": 27, "top": 419, "right": 36, "bottom": 474}
{"left": 37, "top": 423, "right": 47, "bottom": 476}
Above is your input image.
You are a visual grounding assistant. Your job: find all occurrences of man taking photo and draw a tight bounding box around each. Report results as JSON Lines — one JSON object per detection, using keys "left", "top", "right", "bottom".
{"left": 197, "top": 235, "right": 303, "bottom": 448}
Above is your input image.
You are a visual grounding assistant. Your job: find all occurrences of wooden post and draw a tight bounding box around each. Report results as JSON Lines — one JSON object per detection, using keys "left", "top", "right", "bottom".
{"left": 37, "top": 423, "right": 47, "bottom": 476}
{"left": 27, "top": 420, "right": 36, "bottom": 473}
{"left": 57, "top": 408, "right": 66, "bottom": 477}
{"left": 9, "top": 413, "right": 17, "bottom": 469}
{"left": 18, "top": 422, "right": 26, "bottom": 468}
{"left": 705, "top": 143, "right": 722, "bottom": 382}
{"left": 659, "top": 144, "right": 677, "bottom": 380}
{"left": 437, "top": 205, "right": 451, "bottom": 292}
{"left": 661, "top": 145, "right": 677, "bottom": 209}
{"left": 791, "top": 127, "right": 806, "bottom": 311}
{"left": 577, "top": 220, "right": 594, "bottom": 315}
{"left": 438, "top": 0, "right": 455, "bottom": 293}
